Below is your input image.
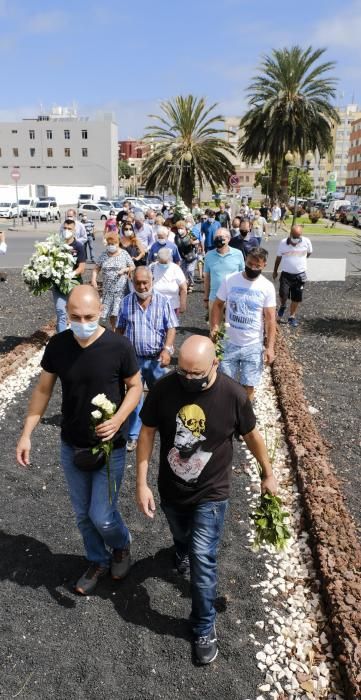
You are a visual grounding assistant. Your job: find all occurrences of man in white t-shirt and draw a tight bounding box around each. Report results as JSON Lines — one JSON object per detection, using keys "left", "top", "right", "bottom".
{"left": 210, "top": 247, "right": 276, "bottom": 401}
{"left": 271, "top": 203, "right": 281, "bottom": 234}
{"left": 273, "top": 225, "right": 312, "bottom": 328}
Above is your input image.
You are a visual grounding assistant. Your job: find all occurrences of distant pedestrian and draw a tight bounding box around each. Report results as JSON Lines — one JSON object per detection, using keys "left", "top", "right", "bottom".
{"left": 17, "top": 285, "right": 142, "bottom": 596}
{"left": 80, "top": 213, "right": 95, "bottom": 263}
{"left": 271, "top": 203, "right": 281, "bottom": 234}
{"left": 229, "top": 220, "right": 259, "bottom": 259}
{"left": 104, "top": 210, "right": 118, "bottom": 235}
{"left": 215, "top": 202, "right": 231, "bottom": 229}
{"left": 53, "top": 218, "right": 86, "bottom": 333}
{"left": 136, "top": 334, "right": 277, "bottom": 665}
{"left": 134, "top": 213, "right": 154, "bottom": 251}
{"left": 273, "top": 224, "right": 312, "bottom": 327}
{"left": 211, "top": 247, "right": 276, "bottom": 401}
{"left": 251, "top": 209, "right": 267, "bottom": 245}
{"left": 91, "top": 232, "right": 134, "bottom": 331}
{"left": 203, "top": 228, "right": 244, "bottom": 319}
{"left": 117, "top": 266, "right": 178, "bottom": 452}
{"left": 201, "top": 210, "right": 221, "bottom": 252}
{"left": 174, "top": 220, "right": 198, "bottom": 292}
{"left": 260, "top": 202, "right": 269, "bottom": 220}
{"left": 150, "top": 247, "right": 187, "bottom": 314}
{"left": 148, "top": 226, "right": 181, "bottom": 265}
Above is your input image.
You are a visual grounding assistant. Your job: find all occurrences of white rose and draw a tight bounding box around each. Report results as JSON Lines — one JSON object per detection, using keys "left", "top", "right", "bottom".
{"left": 91, "top": 409, "right": 102, "bottom": 421}
{"left": 91, "top": 393, "right": 107, "bottom": 408}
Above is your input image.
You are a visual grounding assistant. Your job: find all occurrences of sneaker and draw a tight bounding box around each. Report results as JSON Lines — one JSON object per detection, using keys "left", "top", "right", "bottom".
{"left": 194, "top": 625, "right": 218, "bottom": 665}
{"left": 74, "top": 563, "right": 109, "bottom": 595}
{"left": 288, "top": 317, "right": 299, "bottom": 328}
{"left": 277, "top": 305, "right": 286, "bottom": 318}
{"left": 111, "top": 541, "right": 132, "bottom": 580}
{"left": 175, "top": 551, "right": 190, "bottom": 576}
{"left": 126, "top": 439, "right": 137, "bottom": 452}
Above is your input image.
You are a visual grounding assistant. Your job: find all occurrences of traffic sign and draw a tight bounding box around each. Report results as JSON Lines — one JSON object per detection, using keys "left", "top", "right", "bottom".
{"left": 11, "top": 169, "right": 20, "bottom": 181}
{"left": 229, "top": 174, "right": 239, "bottom": 187}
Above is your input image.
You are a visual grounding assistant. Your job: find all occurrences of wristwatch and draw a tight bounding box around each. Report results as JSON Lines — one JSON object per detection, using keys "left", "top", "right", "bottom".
{"left": 163, "top": 345, "right": 174, "bottom": 356}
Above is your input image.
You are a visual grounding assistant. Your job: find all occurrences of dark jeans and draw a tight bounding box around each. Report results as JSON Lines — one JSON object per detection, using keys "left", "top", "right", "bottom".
{"left": 161, "top": 499, "right": 228, "bottom": 636}
{"left": 84, "top": 236, "right": 95, "bottom": 262}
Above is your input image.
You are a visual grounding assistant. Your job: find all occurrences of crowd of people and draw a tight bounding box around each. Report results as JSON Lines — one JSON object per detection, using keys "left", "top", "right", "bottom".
{"left": 16, "top": 195, "right": 312, "bottom": 666}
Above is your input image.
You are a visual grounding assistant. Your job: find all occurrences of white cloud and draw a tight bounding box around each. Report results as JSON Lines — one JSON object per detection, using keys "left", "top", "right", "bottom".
{"left": 27, "top": 10, "right": 68, "bottom": 34}
{"left": 312, "top": 1, "right": 361, "bottom": 50}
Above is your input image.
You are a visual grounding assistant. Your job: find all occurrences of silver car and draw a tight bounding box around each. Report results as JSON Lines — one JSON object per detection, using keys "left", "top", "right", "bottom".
{"left": 78, "top": 203, "right": 113, "bottom": 220}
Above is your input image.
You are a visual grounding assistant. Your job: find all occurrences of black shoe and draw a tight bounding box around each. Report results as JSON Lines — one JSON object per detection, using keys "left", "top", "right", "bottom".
{"left": 74, "top": 563, "right": 109, "bottom": 595}
{"left": 175, "top": 551, "right": 190, "bottom": 575}
{"left": 194, "top": 625, "right": 218, "bottom": 664}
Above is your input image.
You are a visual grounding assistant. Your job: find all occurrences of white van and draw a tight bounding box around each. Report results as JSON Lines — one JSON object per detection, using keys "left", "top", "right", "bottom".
{"left": 325, "top": 199, "right": 350, "bottom": 219}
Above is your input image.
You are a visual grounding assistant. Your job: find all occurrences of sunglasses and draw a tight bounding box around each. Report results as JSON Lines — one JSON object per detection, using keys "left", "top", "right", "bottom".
{"left": 124, "top": 227, "right": 132, "bottom": 231}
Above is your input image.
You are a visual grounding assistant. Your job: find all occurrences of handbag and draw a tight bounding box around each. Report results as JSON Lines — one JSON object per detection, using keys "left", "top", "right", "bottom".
{"left": 73, "top": 446, "right": 105, "bottom": 472}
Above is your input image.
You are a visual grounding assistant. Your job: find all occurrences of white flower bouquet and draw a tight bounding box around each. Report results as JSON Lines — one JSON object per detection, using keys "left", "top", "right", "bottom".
{"left": 91, "top": 393, "right": 118, "bottom": 502}
{"left": 22, "top": 234, "right": 80, "bottom": 296}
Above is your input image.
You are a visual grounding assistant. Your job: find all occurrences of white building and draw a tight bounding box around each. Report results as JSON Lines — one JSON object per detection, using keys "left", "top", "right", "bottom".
{"left": 0, "top": 106, "right": 118, "bottom": 204}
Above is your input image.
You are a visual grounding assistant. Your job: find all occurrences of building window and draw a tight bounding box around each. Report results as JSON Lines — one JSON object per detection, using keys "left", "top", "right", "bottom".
{"left": 82, "top": 148, "right": 88, "bottom": 157}
{"left": 13, "top": 148, "right": 19, "bottom": 157}
{"left": 46, "top": 130, "right": 52, "bottom": 140}
{"left": 64, "top": 130, "right": 70, "bottom": 139}
{"left": 29, "top": 130, "right": 35, "bottom": 140}
{"left": 30, "top": 148, "right": 35, "bottom": 157}
{"left": 11, "top": 129, "right": 18, "bottom": 134}
{"left": 246, "top": 175, "right": 249, "bottom": 182}
{"left": 64, "top": 148, "right": 71, "bottom": 157}
{"left": 0, "top": 148, "right": 2, "bottom": 156}
{"left": 47, "top": 148, "right": 53, "bottom": 157}
{"left": 81, "top": 129, "right": 88, "bottom": 139}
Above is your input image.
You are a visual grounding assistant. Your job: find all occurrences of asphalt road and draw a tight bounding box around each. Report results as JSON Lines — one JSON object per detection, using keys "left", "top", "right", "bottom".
{"left": 1, "top": 223, "right": 359, "bottom": 276}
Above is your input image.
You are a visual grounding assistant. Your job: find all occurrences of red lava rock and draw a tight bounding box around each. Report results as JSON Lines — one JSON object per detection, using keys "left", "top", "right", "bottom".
{"left": 272, "top": 327, "right": 361, "bottom": 700}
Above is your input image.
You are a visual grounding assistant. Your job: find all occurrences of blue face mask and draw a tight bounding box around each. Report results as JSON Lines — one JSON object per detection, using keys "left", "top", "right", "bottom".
{"left": 158, "top": 262, "right": 169, "bottom": 269}
{"left": 70, "top": 320, "right": 98, "bottom": 339}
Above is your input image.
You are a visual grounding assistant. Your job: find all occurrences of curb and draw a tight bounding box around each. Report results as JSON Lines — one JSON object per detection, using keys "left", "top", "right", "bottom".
{"left": 0, "top": 320, "right": 55, "bottom": 383}
{"left": 272, "top": 328, "right": 361, "bottom": 699}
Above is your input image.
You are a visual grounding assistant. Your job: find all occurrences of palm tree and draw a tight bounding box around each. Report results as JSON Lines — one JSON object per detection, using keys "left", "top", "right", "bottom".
{"left": 142, "top": 95, "right": 235, "bottom": 208}
{"left": 238, "top": 46, "right": 339, "bottom": 200}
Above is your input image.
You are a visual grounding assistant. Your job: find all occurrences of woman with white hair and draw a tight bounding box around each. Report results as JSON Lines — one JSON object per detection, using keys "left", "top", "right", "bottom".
{"left": 150, "top": 246, "right": 187, "bottom": 314}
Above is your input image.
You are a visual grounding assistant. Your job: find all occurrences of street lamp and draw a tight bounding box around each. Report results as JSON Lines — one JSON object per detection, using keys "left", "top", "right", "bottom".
{"left": 285, "top": 150, "right": 313, "bottom": 226}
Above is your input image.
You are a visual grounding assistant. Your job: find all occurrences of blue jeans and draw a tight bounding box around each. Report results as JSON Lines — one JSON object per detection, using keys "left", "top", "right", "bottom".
{"left": 84, "top": 236, "right": 95, "bottom": 262}
{"left": 52, "top": 287, "right": 68, "bottom": 333}
{"left": 161, "top": 499, "right": 228, "bottom": 636}
{"left": 181, "top": 259, "right": 196, "bottom": 286}
{"left": 128, "top": 356, "right": 168, "bottom": 441}
{"left": 221, "top": 341, "right": 264, "bottom": 387}
{"left": 61, "top": 442, "right": 130, "bottom": 567}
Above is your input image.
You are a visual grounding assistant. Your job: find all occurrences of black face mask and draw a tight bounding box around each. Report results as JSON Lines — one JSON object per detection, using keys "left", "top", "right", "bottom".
{"left": 214, "top": 237, "right": 226, "bottom": 248}
{"left": 245, "top": 265, "right": 262, "bottom": 279}
{"left": 177, "top": 372, "right": 212, "bottom": 393}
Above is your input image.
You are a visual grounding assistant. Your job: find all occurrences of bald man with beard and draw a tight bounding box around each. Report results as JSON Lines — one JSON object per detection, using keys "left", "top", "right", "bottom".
{"left": 17, "top": 285, "right": 142, "bottom": 595}
{"left": 136, "top": 334, "right": 277, "bottom": 666}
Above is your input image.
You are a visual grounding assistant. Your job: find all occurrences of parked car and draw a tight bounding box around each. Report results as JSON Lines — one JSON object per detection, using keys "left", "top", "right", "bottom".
{"left": 18, "top": 198, "right": 36, "bottom": 217}
{"left": 344, "top": 203, "right": 361, "bottom": 227}
{"left": 324, "top": 199, "right": 350, "bottom": 219}
{"left": 119, "top": 197, "right": 150, "bottom": 213}
{"left": 0, "top": 202, "right": 19, "bottom": 218}
{"left": 28, "top": 201, "right": 61, "bottom": 221}
{"left": 78, "top": 203, "right": 113, "bottom": 220}
{"left": 141, "top": 195, "right": 163, "bottom": 212}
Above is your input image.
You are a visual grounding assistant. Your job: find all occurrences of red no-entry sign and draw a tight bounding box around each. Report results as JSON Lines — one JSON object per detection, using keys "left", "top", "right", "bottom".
{"left": 11, "top": 169, "right": 20, "bottom": 181}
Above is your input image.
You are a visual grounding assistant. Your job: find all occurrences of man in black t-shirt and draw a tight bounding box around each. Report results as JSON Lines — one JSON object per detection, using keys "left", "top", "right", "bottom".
{"left": 53, "top": 218, "right": 86, "bottom": 333}
{"left": 17, "top": 285, "right": 142, "bottom": 595}
{"left": 136, "top": 335, "right": 277, "bottom": 665}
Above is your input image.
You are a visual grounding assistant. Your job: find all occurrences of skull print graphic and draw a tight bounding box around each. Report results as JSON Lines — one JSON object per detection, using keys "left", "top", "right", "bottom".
{"left": 168, "top": 404, "right": 212, "bottom": 483}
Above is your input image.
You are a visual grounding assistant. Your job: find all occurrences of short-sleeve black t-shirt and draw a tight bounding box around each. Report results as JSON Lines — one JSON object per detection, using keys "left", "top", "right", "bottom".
{"left": 41, "top": 329, "right": 139, "bottom": 448}
{"left": 69, "top": 239, "right": 86, "bottom": 265}
{"left": 140, "top": 371, "right": 256, "bottom": 507}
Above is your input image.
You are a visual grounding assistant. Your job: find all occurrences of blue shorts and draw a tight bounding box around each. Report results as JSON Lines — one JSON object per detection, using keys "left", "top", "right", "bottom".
{"left": 220, "top": 341, "right": 263, "bottom": 387}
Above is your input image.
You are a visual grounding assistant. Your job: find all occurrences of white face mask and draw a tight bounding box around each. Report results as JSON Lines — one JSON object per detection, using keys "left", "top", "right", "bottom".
{"left": 157, "top": 238, "right": 167, "bottom": 245}
{"left": 136, "top": 289, "right": 152, "bottom": 300}
{"left": 107, "top": 244, "right": 118, "bottom": 253}
{"left": 233, "top": 227, "right": 240, "bottom": 232}
{"left": 63, "top": 229, "right": 73, "bottom": 240}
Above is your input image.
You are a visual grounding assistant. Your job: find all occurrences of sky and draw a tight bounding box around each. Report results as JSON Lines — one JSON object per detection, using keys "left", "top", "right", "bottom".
{"left": 0, "top": 0, "right": 361, "bottom": 137}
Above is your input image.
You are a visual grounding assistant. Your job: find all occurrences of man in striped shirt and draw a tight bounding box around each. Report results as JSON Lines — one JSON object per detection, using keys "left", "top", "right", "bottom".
{"left": 117, "top": 266, "right": 178, "bottom": 451}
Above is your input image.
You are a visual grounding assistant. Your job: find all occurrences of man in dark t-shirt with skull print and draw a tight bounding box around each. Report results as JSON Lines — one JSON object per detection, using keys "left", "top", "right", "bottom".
{"left": 136, "top": 334, "right": 277, "bottom": 666}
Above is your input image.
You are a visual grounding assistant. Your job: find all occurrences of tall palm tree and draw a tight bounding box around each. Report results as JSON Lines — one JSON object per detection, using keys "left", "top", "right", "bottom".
{"left": 238, "top": 46, "right": 339, "bottom": 200}
{"left": 142, "top": 95, "right": 235, "bottom": 208}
